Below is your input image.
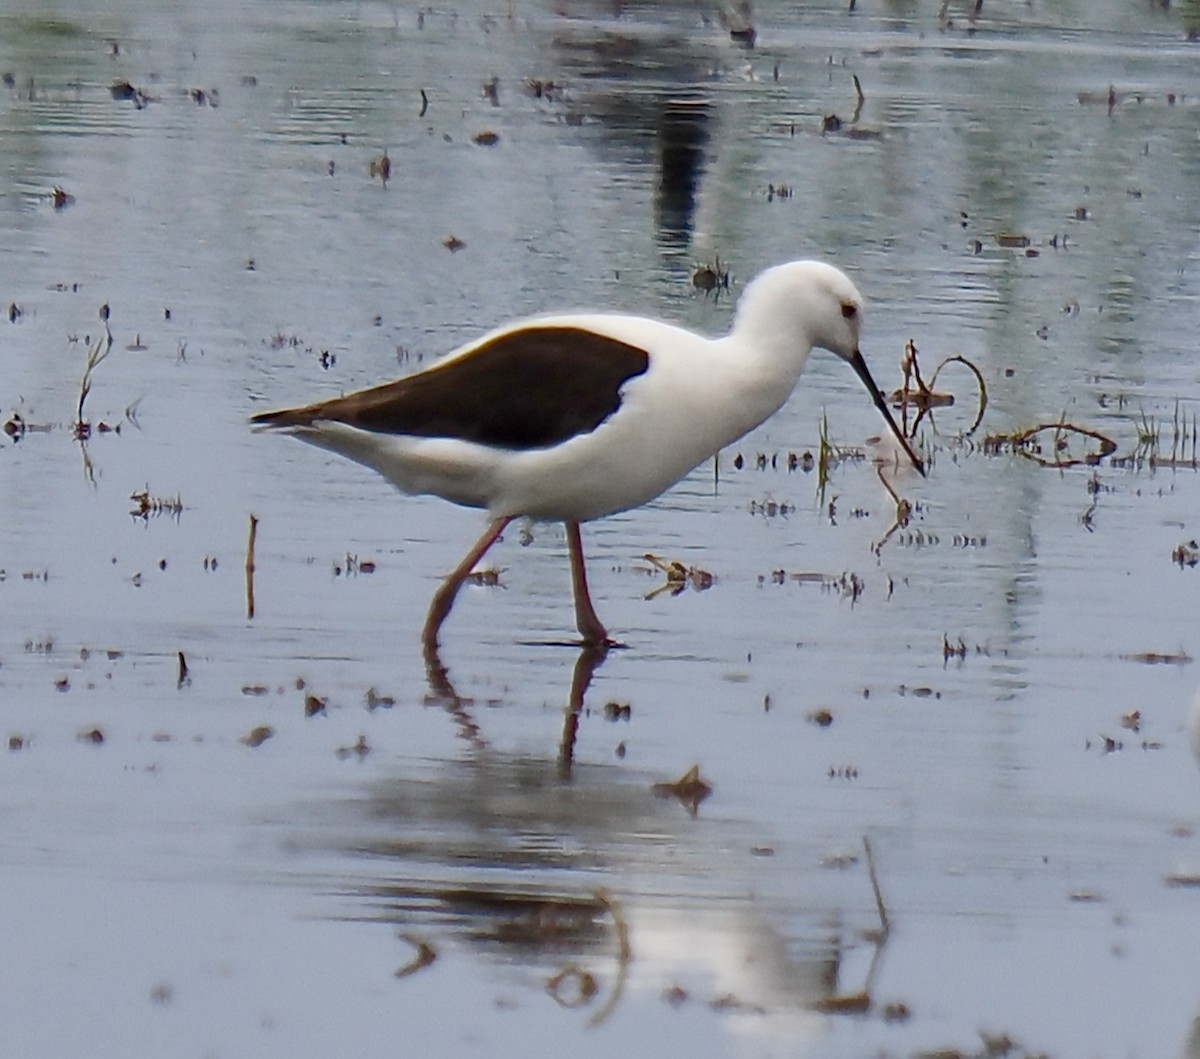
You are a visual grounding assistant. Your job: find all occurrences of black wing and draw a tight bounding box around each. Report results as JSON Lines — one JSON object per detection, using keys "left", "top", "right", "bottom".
{"left": 252, "top": 326, "right": 650, "bottom": 450}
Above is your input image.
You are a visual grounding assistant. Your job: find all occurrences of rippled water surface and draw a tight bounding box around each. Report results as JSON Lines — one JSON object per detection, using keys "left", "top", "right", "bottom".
{"left": 3, "top": 1, "right": 1200, "bottom": 1056}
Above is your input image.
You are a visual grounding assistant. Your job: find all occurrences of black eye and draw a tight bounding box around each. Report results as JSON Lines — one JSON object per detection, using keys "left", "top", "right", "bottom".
{"left": 841, "top": 302, "right": 858, "bottom": 320}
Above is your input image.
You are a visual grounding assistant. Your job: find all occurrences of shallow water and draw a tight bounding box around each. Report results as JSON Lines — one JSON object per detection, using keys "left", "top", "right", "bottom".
{"left": 3, "top": 1, "right": 1200, "bottom": 1056}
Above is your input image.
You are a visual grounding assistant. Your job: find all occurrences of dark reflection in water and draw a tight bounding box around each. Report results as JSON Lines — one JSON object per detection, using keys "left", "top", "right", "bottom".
{"left": 655, "top": 96, "right": 711, "bottom": 246}
{"left": 423, "top": 639, "right": 608, "bottom": 775}
{"left": 297, "top": 636, "right": 894, "bottom": 1026}
{"left": 319, "top": 746, "right": 885, "bottom": 1026}
{"left": 547, "top": 21, "right": 723, "bottom": 251}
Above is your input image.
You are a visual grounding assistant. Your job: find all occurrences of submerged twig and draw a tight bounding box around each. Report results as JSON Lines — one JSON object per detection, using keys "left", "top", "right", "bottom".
{"left": 817, "top": 408, "right": 837, "bottom": 500}
{"left": 587, "top": 888, "right": 632, "bottom": 1027}
{"left": 984, "top": 421, "right": 1117, "bottom": 468}
{"left": 245, "top": 513, "right": 258, "bottom": 620}
{"left": 812, "top": 835, "right": 892, "bottom": 1016}
{"left": 130, "top": 488, "right": 183, "bottom": 520}
{"left": 871, "top": 466, "right": 913, "bottom": 557}
{"left": 73, "top": 312, "right": 115, "bottom": 440}
{"left": 863, "top": 835, "right": 889, "bottom": 941}
{"left": 892, "top": 340, "right": 987, "bottom": 440}
{"left": 929, "top": 354, "right": 988, "bottom": 436}
{"left": 1112, "top": 402, "right": 1200, "bottom": 470}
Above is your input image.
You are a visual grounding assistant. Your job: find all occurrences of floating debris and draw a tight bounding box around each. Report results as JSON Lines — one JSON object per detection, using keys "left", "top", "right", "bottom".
{"left": 472, "top": 130, "right": 500, "bottom": 146}
{"left": 368, "top": 148, "right": 391, "bottom": 186}
{"left": 732, "top": 450, "right": 815, "bottom": 473}
{"left": 1165, "top": 872, "right": 1200, "bottom": 888}
{"left": 546, "top": 965, "right": 598, "bottom": 1008}
{"left": 652, "top": 763, "right": 712, "bottom": 817}
{"left": 304, "top": 693, "right": 326, "bottom": 717}
{"left": 110, "top": 79, "right": 152, "bottom": 108}
{"left": 710, "top": 993, "right": 767, "bottom": 1015}
{"left": 822, "top": 78, "right": 881, "bottom": 140}
{"left": 1173, "top": 540, "right": 1199, "bottom": 568}
{"left": 394, "top": 934, "right": 437, "bottom": 978}
{"left": 602, "top": 701, "right": 631, "bottom": 722}
{"left": 1120, "top": 651, "right": 1191, "bottom": 666}
{"left": 465, "top": 566, "right": 504, "bottom": 587}
{"left": 691, "top": 256, "right": 730, "bottom": 298}
{"left": 996, "top": 232, "right": 1031, "bottom": 249}
{"left": 241, "top": 725, "right": 274, "bottom": 747}
{"left": 983, "top": 421, "right": 1117, "bottom": 468}
{"left": 442, "top": 234, "right": 466, "bottom": 252}
{"left": 365, "top": 687, "right": 395, "bottom": 710}
{"left": 524, "top": 78, "right": 567, "bottom": 102}
{"left": 333, "top": 553, "right": 376, "bottom": 576}
{"left": 812, "top": 991, "right": 868, "bottom": 1014}
{"left": 748, "top": 496, "right": 795, "bottom": 517}
{"left": 662, "top": 985, "right": 689, "bottom": 1007}
{"left": 642, "top": 553, "right": 713, "bottom": 599}
{"left": 129, "top": 488, "right": 183, "bottom": 520}
{"left": 789, "top": 570, "right": 864, "bottom": 603}
{"left": 336, "top": 735, "right": 371, "bottom": 760}
{"left": 822, "top": 114, "right": 882, "bottom": 140}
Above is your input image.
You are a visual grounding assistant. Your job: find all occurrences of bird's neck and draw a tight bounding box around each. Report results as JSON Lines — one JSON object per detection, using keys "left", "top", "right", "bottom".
{"left": 722, "top": 320, "right": 815, "bottom": 423}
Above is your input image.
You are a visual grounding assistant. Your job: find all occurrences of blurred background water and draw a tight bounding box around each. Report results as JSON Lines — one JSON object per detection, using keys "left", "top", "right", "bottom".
{"left": 2, "top": 2, "right": 1200, "bottom": 1057}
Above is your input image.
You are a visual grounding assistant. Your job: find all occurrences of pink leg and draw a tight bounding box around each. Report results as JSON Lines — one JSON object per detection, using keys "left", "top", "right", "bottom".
{"left": 566, "top": 521, "right": 612, "bottom": 647}
{"left": 422, "top": 516, "right": 514, "bottom": 653}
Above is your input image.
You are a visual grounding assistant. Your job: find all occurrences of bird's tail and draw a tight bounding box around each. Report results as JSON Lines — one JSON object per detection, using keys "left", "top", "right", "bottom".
{"left": 249, "top": 405, "right": 318, "bottom": 429}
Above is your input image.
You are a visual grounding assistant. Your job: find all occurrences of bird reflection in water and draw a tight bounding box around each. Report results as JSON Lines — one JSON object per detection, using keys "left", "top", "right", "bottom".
{"left": 423, "top": 633, "right": 609, "bottom": 779}
{"left": 367, "top": 636, "right": 897, "bottom": 1032}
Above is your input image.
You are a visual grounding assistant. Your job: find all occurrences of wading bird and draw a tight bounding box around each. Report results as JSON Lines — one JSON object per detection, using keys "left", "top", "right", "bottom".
{"left": 252, "top": 260, "right": 924, "bottom": 650}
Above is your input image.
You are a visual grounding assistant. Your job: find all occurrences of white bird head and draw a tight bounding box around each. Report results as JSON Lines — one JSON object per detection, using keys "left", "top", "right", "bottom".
{"left": 733, "top": 260, "right": 925, "bottom": 476}
{"left": 734, "top": 259, "right": 863, "bottom": 362}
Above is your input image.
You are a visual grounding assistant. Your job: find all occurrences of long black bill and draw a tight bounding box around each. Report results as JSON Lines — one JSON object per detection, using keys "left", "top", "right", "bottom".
{"left": 848, "top": 349, "right": 927, "bottom": 477}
